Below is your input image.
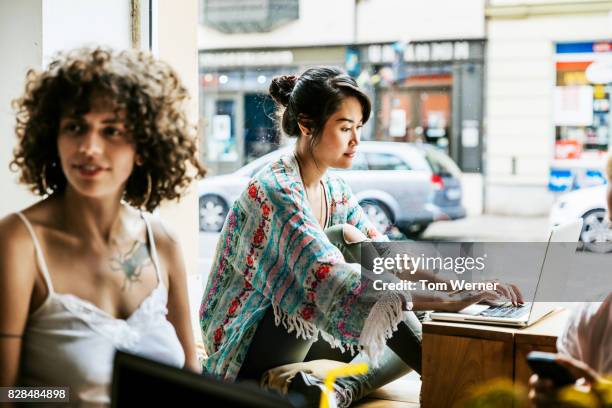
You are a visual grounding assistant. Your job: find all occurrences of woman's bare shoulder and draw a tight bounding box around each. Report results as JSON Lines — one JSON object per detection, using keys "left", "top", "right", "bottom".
{"left": 135, "top": 213, "right": 183, "bottom": 280}
{"left": 0, "top": 212, "right": 38, "bottom": 280}
{"left": 6, "top": 197, "right": 59, "bottom": 228}
{"left": 0, "top": 212, "right": 28, "bottom": 240}
{"left": 0, "top": 199, "right": 56, "bottom": 263}
{"left": 146, "top": 215, "right": 180, "bottom": 256}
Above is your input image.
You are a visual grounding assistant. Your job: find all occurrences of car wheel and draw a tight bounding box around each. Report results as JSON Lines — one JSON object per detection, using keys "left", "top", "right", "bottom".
{"left": 403, "top": 224, "right": 429, "bottom": 239}
{"left": 199, "top": 195, "right": 228, "bottom": 232}
{"left": 580, "top": 208, "right": 612, "bottom": 252}
{"left": 360, "top": 200, "right": 393, "bottom": 235}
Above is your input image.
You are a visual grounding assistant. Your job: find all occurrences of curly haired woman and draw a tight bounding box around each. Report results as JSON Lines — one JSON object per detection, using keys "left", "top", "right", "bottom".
{"left": 0, "top": 47, "right": 205, "bottom": 405}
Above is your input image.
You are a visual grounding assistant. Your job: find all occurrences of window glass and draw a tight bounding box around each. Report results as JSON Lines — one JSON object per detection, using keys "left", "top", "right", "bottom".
{"left": 423, "top": 147, "right": 461, "bottom": 177}
{"left": 366, "top": 153, "right": 411, "bottom": 171}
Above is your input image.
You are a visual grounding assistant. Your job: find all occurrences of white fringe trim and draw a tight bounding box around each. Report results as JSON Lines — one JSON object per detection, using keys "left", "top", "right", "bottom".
{"left": 359, "top": 292, "right": 409, "bottom": 367}
{"left": 272, "top": 303, "right": 318, "bottom": 340}
{"left": 271, "top": 292, "right": 410, "bottom": 368}
{"left": 320, "top": 330, "right": 358, "bottom": 356}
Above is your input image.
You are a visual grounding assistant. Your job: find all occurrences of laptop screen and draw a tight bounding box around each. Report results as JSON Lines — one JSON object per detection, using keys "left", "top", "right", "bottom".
{"left": 111, "top": 351, "right": 298, "bottom": 407}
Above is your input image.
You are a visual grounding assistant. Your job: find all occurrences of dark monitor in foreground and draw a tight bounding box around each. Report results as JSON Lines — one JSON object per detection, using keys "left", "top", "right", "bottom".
{"left": 111, "top": 351, "right": 300, "bottom": 407}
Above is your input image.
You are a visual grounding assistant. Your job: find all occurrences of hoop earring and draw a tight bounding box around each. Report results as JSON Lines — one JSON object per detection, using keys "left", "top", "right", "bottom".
{"left": 142, "top": 173, "right": 152, "bottom": 209}
{"left": 40, "top": 164, "right": 49, "bottom": 194}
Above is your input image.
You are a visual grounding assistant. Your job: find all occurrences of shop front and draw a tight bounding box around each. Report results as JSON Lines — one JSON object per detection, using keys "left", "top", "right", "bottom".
{"left": 357, "top": 40, "right": 486, "bottom": 173}
{"left": 199, "top": 47, "right": 345, "bottom": 175}
{"left": 550, "top": 41, "right": 612, "bottom": 192}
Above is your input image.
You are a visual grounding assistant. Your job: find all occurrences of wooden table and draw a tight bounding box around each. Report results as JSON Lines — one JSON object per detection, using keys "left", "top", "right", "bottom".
{"left": 420, "top": 309, "right": 569, "bottom": 408}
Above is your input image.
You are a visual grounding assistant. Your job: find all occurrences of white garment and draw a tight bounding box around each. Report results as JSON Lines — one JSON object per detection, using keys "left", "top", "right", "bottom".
{"left": 556, "top": 295, "right": 612, "bottom": 376}
{"left": 17, "top": 212, "right": 185, "bottom": 407}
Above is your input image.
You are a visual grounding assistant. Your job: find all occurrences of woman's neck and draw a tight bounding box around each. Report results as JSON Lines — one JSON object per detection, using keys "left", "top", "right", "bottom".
{"left": 294, "top": 139, "right": 327, "bottom": 189}
{"left": 57, "top": 187, "right": 127, "bottom": 246}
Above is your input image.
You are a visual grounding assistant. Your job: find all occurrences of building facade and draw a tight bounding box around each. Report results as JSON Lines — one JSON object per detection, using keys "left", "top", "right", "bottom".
{"left": 485, "top": 0, "right": 612, "bottom": 215}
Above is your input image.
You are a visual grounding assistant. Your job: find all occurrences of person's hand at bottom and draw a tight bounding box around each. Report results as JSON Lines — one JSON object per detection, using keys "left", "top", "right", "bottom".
{"left": 528, "top": 354, "right": 603, "bottom": 408}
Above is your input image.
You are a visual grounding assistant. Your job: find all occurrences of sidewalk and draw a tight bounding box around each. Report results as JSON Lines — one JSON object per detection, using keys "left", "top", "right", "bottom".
{"left": 423, "top": 214, "right": 551, "bottom": 242}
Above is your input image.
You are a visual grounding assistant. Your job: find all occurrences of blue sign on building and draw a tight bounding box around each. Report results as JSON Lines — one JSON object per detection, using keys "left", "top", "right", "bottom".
{"left": 549, "top": 168, "right": 574, "bottom": 192}
{"left": 548, "top": 167, "right": 607, "bottom": 192}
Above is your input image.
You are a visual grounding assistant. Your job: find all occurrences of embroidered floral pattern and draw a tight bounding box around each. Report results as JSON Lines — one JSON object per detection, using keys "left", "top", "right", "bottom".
{"left": 301, "top": 306, "right": 315, "bottom": 321}
{"left": 248, "top": 184, "right": 258, "bottom": 199}
{"left": 315, "top": 264, "right": 331, "bottom": 280}
{"left": 213, "top": 327, "right": 223, "bottom": 343}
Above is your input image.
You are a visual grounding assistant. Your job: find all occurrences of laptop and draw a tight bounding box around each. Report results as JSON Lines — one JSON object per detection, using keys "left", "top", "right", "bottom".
{"left": 111, "top": 351, "right": 299, "bottom": 407}
{"left": 429, "top": 218, "right": 583, "bottom": 327}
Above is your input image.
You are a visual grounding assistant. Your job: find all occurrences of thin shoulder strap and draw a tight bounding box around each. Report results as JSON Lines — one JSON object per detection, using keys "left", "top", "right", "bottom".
{"left": 15, "top": 212, "right": 55, "bottom": 294}
{"left": 141, "top": 212, "right": 163, "bottom": 284}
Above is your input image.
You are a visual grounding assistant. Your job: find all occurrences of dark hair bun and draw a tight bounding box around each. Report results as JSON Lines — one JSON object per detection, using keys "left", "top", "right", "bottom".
{"left": 269, "top": 75, "right": 297, "bottom": 107}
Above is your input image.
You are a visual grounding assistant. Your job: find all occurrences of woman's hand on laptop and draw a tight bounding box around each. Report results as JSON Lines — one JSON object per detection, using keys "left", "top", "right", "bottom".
{"left": 482, "top": 280, "right": 524, "bottom": 306}
{"left": 413, "top": 289, "right": 503, "bottom": 312}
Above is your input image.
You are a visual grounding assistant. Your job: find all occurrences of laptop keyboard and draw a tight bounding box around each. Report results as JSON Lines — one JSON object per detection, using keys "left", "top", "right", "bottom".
{"left": 480, "top": 303, "right": 529, "bottom": 318}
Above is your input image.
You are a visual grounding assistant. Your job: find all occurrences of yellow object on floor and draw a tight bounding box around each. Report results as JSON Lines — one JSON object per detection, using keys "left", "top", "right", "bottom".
{"left": 320, "top": 363, "right": 369, "bottom": 408}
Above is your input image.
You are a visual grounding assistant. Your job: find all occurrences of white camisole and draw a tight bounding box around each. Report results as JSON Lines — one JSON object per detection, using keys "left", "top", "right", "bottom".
{"left": 16, "top": 212, "right": 185, "bottom": 407}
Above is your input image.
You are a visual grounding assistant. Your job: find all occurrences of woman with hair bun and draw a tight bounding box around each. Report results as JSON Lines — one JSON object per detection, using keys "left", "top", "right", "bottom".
{"left": 0, "top": 47, "right": 205, "bottom": 405}
{"left": 200, "top": 67, "right": 509, "bottom": 406}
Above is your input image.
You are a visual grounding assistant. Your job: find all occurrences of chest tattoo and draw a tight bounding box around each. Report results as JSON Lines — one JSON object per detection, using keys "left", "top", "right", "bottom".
{"left": 109, "top": 241, "right": 152, "bottom": 290}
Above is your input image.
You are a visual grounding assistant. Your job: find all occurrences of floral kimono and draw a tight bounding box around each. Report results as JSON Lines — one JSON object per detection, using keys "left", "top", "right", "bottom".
{"left": 199, "top": 153, "right": 412, "bottom": 380}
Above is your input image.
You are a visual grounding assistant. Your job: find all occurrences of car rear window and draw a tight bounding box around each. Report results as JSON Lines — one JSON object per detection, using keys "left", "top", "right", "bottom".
{"left": 424, "top": 148, "right": 461, "bottom": 178}
{"left": 366, "top": 153, "right": 412, "bottom": 171}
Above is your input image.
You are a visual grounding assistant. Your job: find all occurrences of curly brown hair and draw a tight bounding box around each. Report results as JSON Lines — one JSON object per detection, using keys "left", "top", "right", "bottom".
{"left": 10, "top": 47, "right": 206, "bottom": 211}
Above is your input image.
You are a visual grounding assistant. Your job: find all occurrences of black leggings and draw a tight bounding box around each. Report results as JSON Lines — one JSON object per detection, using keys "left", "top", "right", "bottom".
{"left": 237, "top": 305, "right": 423, "bottom": 382}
